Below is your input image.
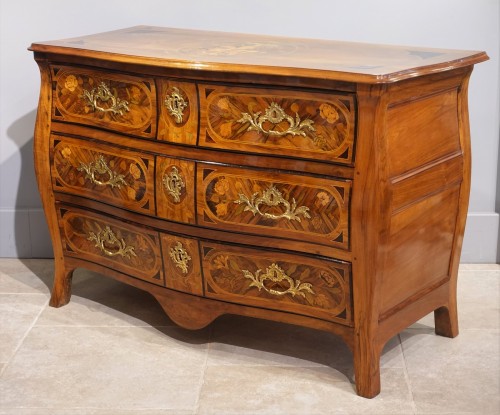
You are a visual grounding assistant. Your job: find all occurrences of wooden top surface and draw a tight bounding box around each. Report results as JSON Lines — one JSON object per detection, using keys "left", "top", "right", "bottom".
{"left": 30, "top": 26, "right": 488, "bottom": 83}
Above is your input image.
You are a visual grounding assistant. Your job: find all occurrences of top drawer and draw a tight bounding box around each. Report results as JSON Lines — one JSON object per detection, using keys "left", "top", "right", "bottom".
{"left": 199, "top": 84, "right": 356, "bottom": 164}
{"left": 51, "top": 66, "right": 156, "bottom": 138}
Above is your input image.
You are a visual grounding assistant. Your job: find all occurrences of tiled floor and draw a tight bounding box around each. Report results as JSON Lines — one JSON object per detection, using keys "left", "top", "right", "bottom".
{"left": 0, "top": 259, "right": 498, "bottom": 415}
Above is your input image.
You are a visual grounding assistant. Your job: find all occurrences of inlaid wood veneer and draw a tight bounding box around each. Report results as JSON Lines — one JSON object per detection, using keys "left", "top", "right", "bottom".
{"left": 30, "top": 26, "right": 488, "bottom": 398}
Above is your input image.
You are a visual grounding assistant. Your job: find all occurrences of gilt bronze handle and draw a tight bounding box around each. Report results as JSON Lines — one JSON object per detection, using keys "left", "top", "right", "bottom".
{"left": 87, "top": 225, "right": 136, "bottom": 259}
{"left": 234, "top": 185, "right": 311, "bottom": 222}
{"left": 78, "top": 155, "right": 127, "bottom": 189}
{"left": 243, "top": 263, "right": 315, "bottom": 298}
{"left": 81, "top": 82, "right": 130, "bottom": 115}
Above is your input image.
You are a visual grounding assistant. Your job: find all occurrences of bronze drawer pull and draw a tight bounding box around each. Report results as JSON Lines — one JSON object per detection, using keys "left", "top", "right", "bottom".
{"left": 163, "top": 166, "right": 185, "bottom": 203}
{"left": 169, "top": 241, "right": 191, "bottom": 274}
{"left": 78, "top": 155, "right": 127, "bottom": 189}
{"left": 164, "top": 87, "right": 188, "bottom": 123}
{"left": 87, "top": 225, "right": 137, "bottom": 259}
{"left": 234, "top": 185, "right": 311, "bottom": 222}
{"left": 81, "top": 82, "right": 130, "bottom": 115}
{"left": 237, "top": 102, "right": 315, "bottom": 138}
{"left": 243, "top": 263, "right": 315, "bottom": 298}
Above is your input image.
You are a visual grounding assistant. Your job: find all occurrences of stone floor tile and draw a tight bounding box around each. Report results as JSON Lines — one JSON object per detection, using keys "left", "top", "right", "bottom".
{"left": 0, "top": 294, "right": 48, "bottom": 362}
{"left": 0, "top": 259, "right": 54, "bottom": 280}
{"left": 0, "top": 410, "right": 195, "bottom": 415}
{"left": 409, "top": 365, "right": 499, "bottom": 415}
{"left": 456, "top": 270, "right": 500, "bottom": 329}
{"left": 0, "top": 326, "right": 209, "bottom": 412}
{"left": 36, "top": 269, "right": 174, "bottom": 327}
{"left": 197, "top": 365, "right": 414, "bottom": 415}
{"left": 459, "top": 263, "right": 500, "bottom": 271}
{"left": 207, "top": 315, "right": 403, "bottom": 370}
{"left": 0, "top": 259, "right": 53, "bottom": 294}
{"left": 401, "top": 329, "right": 500, "bottom": 414}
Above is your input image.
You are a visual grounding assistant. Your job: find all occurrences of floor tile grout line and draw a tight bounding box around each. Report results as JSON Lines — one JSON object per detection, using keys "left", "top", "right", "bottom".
{"left": 0, "top": 292, "right": 50, "bottom": 296}
{"left": 0, "top": 296, "right": 50, "bottom": 378}
{"left": 399, "top": 333, "right": 418, "bottom": 415}
{"left": 31, "top": 324, "right": 180, "bottom": 328}
{"left": 193, "top": 324, "right": 212, "bottom": 415}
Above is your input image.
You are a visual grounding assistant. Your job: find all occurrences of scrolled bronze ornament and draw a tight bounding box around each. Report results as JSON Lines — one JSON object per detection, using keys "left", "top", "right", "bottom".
{"left": 242, "top": 263, "right": 315, "bottom": 298}
{"left": 81, "top": 82, "right": 130, "bottom": 115}
{"left": 77, "top": 155, "right": 127, "bottom": 189}
{"left": 164, "top": 87, "right": 188, "bottom": 123}
{"left": 169, "top": 241, "right": 192, "bottom": 274}
{"left": 163, "top": 166, "right": 185, "bottom": 203}
{"left": 234, "top": 185, "right": 311, "bottom": 222}
{"left": 87, "top": 225, "right": 136, "bottom": 259}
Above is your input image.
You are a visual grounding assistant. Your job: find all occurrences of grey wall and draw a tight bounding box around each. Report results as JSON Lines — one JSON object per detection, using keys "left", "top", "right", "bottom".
{"left": 1, "top": 0, "right": 498, "bottom": 261}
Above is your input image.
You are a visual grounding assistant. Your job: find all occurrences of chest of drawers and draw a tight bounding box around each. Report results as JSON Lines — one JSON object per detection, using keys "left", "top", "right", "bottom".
{"left": 30, "top": 26, "right": 488, "bottom": 398}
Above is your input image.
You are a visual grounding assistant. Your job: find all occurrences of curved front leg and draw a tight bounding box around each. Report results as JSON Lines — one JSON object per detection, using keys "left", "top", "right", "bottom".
{"left": 49, "top": 258, "right": 75, "bottom": 307}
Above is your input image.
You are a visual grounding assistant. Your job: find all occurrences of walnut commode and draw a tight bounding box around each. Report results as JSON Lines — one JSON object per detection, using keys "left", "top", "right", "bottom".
{"left": 30, "top": 27, "right": 488, "bottom": 398}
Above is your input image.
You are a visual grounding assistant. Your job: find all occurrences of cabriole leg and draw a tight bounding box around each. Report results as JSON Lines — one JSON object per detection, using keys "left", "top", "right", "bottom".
{"left": 49, "top": 259, "right": 74, "bottom": 307}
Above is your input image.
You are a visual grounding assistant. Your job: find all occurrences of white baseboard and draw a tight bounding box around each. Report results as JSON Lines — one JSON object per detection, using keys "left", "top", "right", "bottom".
{"left": 0, "top": 209, "right": 498, "bottom": 263}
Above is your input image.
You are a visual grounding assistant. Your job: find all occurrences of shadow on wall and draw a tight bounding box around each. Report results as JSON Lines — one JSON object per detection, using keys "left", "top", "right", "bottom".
{"left": 5, "top": 109, "right": 53, "bottom": 258}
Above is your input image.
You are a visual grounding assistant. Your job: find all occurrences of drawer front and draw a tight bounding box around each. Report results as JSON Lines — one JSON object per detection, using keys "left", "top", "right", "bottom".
{"left": 156, "top": 157, "right": 195, "bottom": 223}
{"left": 201, "top": 242, "right": 352, "bottom": 325}
{"left": 52, "top": 66, "right": 156, "bottom": 138}
{"left": 161, "top": 234, "right": 202, "bottom": 295}
{"left": 51, "top": 135, "right": 155, "bottom": 215}
{"left": 157, "top": 80, "right": 198, "bottom": 145}
{"left": 199, "top": 84, "right": 355, "bottom": 164}
{"left": 198, "top": 164, "right": 350, "bottom": 249}
{"left": 58, "top": 206, "right": 164, "bottom": 285}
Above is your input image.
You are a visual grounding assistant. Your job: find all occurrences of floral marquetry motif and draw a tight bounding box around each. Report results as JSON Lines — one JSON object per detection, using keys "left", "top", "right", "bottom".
{"left": 52, "top": 66, "right": 156, "bottom": 138}
{"left": 198, "top": 165, "right": 351, "bottom": 250}
{"left": 199, "top": 85, "right": 355, "bottom": 164}
{"left": 201, "top": 242, "right": 352, "bottom": 324}
{"left": 59, "top": 208, "right": 164, "bottom": 285}
{"left": 52, "top": 136, "right": 155, "bottom": 215}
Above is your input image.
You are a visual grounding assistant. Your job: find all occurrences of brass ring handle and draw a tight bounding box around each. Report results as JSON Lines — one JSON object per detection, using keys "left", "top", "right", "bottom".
{"left": 169, "top": 241, "right": 191, "bottom": 274}
{"left": 162, "top": 166, "right": 185, "bottom": 203}
{"left": 234, "top": 185, "right": 311, "bottom": 222}
{"left": 81, "top": 82, "right": 130, "bottom": 115}
{"left": 243, "top": 263, "right": 315, "bottom": 298}
{"left": 78, "top": 155, "right": 127, "bottom": 189}
{"left": 237, "top": 102, "right": 315, "bottom": 137}
{"left": 87, "top": 225, "right": 137, "bottom": 259}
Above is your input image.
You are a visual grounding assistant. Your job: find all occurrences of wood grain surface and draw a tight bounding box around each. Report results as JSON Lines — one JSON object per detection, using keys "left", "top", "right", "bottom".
{"left": 30, "top": 27, "right": 488, "bottom": 398}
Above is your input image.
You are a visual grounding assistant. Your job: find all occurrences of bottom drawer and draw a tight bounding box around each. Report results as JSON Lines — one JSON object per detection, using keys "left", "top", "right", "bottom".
{"left": 201, "top": 242, "right": 352, "bottom": 325}
{"left": 58, "top": 205, "right": 165, "bottom": 285}
{"left": 57, "top": 204, "right": 352, "bottom": 324}
{"left": 57, "top": 205, "right": 203, "bottom": 295}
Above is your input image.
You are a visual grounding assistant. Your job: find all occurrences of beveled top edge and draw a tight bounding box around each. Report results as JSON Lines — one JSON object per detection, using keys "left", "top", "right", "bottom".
{"left": 29, "top": 26, "right": 489, "bottom": 83}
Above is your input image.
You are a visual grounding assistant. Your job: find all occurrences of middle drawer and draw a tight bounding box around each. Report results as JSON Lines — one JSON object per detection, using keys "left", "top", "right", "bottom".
{"left": 51, "top": 135, "right": 351, "bottom": 250}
